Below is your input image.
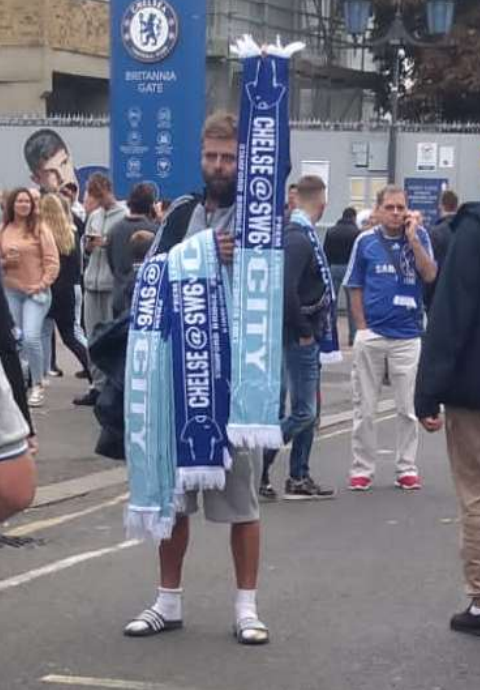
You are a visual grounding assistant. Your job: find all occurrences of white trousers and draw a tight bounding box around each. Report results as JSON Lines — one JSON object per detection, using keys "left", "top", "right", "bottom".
{"left": 350, "top": 330, "right": 421, "bottom": 479}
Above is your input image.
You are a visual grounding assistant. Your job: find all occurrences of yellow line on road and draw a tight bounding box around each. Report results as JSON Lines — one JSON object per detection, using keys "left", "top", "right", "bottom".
{"left": 6, "top": 493, "right": 129, "bottom": 538}
{"left": 41, "top": 675, "right": 186, "bottom": 690}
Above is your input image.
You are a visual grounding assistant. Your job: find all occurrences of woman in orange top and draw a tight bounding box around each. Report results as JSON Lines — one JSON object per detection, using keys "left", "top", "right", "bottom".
{"left": 0, "top": 188, "right": 59, "bottom": 407}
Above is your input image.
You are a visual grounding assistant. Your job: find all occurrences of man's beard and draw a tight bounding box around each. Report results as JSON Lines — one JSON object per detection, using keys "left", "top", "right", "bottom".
{"left": 204, "top": 172, "right": 236, "bottom": 206}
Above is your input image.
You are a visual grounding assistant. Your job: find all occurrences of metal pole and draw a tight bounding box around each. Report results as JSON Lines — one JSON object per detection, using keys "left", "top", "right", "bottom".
{"left": 387, "top": 45, "right": 401, "bottom": 184}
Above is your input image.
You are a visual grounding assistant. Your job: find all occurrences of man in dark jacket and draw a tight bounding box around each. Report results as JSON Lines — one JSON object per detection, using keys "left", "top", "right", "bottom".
{"left": 415, "top": 202, "right": 480, "bottom": 637}
{"left": 424, "top": 189, "right": 459, "bottom": 312}
{"left": 106, "top": 182, "right": 158, "bottom": 317}
{"left": 324, "top": 207, "right": 359, "bottom": 345}
{"left": 261, "top": 175, "right": 335, "bottom": 501}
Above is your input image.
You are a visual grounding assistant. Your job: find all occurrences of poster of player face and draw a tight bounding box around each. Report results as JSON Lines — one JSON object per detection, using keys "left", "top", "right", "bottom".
{"left": 0, "top": 125, "right": 109, "bottom": 199}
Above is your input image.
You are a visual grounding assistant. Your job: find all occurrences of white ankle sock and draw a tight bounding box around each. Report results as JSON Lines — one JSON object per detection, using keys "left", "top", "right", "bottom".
{"left": 469, "top": 603, "right": 480, "bottom": 616}
{"left": 235, "top": 589, "right": 258, "bottom": 623}
{"left": 153, "top": 587, "right": 183, "bottom": 621}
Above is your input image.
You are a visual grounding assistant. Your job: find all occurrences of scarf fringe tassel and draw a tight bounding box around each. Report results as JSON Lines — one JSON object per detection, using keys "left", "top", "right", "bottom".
{"left": 227, "top": 425, "right": 283, "bottom": 449}
{"left": 176, "top": 467, "right": 227, "bottom": 493}
{"left": 124, "top": 506, "right": 175, "bottom": 543}
{"left": 320, "top": 350, "right": 343, "bottom": 365}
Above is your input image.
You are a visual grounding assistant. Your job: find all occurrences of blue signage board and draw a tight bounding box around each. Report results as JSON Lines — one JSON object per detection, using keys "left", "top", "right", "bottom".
{"left": 404, "top": 177, "right": 449, "bottom": 230}
{"left": 110, "top": 1, "right": 206, "bottom": 200}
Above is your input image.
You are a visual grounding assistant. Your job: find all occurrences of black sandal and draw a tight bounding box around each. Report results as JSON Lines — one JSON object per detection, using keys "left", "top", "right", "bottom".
{"left": 234, "top": 617, "right": 270, "bottom": 645}
{"left": 123, "top": 608, "right": 183, "bottom": 637}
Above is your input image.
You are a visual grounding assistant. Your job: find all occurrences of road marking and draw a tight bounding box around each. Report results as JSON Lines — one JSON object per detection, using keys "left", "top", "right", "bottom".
{"left": 0, "top": 540, "right": 140, "bottom": 594}
{"left": 6, "top": 493, "right": 129, "bottom": 538}
{"left": 318, "top": 414, "right": 397, "bottom": 441}
{"left": 41, "top": 676, "right": 190, "bottom": 690}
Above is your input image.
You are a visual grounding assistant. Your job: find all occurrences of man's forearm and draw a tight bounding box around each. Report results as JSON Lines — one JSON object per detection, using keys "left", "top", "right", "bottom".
{"left": 349, "top": 288, "right": 367, "bottom": 330}
{"left": 411, "top": 240, "right": 437, "bottom": 284}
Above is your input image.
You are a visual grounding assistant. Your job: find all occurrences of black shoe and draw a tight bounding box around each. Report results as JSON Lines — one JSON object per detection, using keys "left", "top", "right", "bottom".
{"left": 284, "top": 478, "right": 319, "bottom": 501}
{"left": 450, "top": 607, "right": 480, "bottom": 637}
{"left": 48, "top": 367, "right": 64, "bottom": 378}
{"left": 303, "top": 476, "right": 337, "bottom": 499}
{"left": 73, "top": 389, "right": 99, "bottom": 407}
{"left": 259, "top": 483, "right": 278, "bottom": 501}
{"left": 75, "top": 370, "right": 89, "bottom": 379}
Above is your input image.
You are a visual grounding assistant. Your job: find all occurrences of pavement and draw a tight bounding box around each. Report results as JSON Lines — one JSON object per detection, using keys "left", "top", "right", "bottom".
{"left": 1, "top": 319, "right": 479, "bottom": 690}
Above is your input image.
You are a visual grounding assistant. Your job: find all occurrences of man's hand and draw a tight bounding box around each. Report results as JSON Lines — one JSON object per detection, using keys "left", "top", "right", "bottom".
{"left": 86, "top": 235, "right": 104, "bottom": 252}
{"left": 217, "top": 232, "right": 235, "bottom": 265}
{"left": 27, "top": 435, "right": 39, "bottom": 456}
{"left": 404, "top": 211, "right": 422, "bottom": 245}
{"left": 299, "top": 336, "right": 315, "bottom": 347}
{"left": 420, "top": 416, "right": 443, "bottom": 433}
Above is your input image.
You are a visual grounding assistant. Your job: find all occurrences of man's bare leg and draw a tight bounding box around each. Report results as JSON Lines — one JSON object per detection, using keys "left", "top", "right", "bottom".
{"left": 124, "top": 516, "right": 189, "bottom": 636}
{"left": 159, "top": 515, "right": 190, "bottom": 588}
{"left": 231, "top": 520, "right": 260, "bottom": 589}
{"left": 231, "top": 520, "right": 268, "bottom": 644}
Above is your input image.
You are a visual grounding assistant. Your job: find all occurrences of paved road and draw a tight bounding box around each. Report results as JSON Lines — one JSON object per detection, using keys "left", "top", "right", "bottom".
{"left": 2, "top": 396, "right": 480, "bottom": 690}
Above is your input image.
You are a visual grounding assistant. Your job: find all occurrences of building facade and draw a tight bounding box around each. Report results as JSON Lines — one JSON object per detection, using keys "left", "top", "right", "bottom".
{"left": 0, "top": 0, "right": 376, "bottom": 118}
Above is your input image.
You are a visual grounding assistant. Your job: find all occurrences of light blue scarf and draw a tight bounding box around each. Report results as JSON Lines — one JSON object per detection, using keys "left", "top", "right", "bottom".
{"left": 227, "top": 47, "right": 293, "bottom": 449}
{"left": 124, "top": 230, "right": 232, "bottom": 542}
{"left": 290, "top": 209, "right": 342, "bottom": 364}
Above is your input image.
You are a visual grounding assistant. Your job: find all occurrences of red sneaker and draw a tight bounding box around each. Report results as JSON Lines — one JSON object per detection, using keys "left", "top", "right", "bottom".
{"left": 349, "top": 476, "right": 372, "bottom": 491}
{"left": 395, "top": 475, "right": 422, "bottom": 490}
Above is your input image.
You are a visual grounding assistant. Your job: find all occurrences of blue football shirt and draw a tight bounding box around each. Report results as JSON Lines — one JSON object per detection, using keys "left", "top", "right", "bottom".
{"left": 343, "top": 226, "right": 434, "bottom": 339}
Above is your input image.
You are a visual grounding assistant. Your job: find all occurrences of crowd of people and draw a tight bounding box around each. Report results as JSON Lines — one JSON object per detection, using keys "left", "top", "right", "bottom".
{"left": 1, "top": 111, "right": 480, "bottom": 642}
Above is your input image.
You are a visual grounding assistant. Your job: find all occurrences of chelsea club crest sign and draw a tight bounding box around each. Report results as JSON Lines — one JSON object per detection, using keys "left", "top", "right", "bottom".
{"left": 122, "top": 0, "right": 179, "bottom": 63}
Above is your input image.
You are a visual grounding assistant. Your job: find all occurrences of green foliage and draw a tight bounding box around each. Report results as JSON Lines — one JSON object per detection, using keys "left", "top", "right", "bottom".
{"left": 370, "top": 0, "right": 480, "bottom": 121}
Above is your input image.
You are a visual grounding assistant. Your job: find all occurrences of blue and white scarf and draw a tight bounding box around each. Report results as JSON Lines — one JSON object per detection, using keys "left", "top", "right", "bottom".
{"left": 228, "top": 37, "right": 304, "bottom": 448}
{"left": 124, "top": 230, "right": 231, "bottom": 542}
{"left": 290, "top": 209, "right": 342, "bottom": 364}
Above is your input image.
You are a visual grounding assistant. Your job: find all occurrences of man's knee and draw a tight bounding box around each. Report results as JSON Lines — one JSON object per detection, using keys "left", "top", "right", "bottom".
{"left": 0, "top": 454, "right": 36, "bottom": 521}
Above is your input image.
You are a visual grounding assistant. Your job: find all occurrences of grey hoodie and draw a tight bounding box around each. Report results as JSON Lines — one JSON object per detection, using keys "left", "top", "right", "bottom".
{"left": 84, "top": 203, "right": 127, "bottom": 292}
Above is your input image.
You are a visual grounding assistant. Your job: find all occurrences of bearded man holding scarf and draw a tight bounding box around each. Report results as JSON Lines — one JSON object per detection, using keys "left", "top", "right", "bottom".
{"left": 123, "top": 111, "right": 268, "bottom": 645}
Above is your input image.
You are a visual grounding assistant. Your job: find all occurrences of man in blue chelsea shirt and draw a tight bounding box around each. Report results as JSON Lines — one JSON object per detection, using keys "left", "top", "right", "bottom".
{"left": 344, "top": 185, "right": 437, "bottom": 491}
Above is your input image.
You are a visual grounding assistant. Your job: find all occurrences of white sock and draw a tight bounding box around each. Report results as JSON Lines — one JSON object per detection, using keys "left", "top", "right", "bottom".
{"left": 235, "top": 589, "right": 258, "bottom": 623}
{"left": 152, "top": 587, "right": 183, "bottom": 621}
{"left": 469, "top": 603, "right": 480, "bottom": 616}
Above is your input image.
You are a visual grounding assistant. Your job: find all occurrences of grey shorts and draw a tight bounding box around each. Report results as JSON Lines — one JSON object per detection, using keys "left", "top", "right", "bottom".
{"left": 182, "top": 447, "right": 262, "bottom": 523}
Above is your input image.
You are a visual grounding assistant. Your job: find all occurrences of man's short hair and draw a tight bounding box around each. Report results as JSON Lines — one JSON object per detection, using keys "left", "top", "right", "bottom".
{"left": 130, "top": 230, "right": 155, "bottom": 264}
{"left": 288, "top": 183, "right": 298, "bottom": 192}
{"left": 440, "top": 189, "right": 459, "bottom": 213}
{"left": 342, "top": 206, "right": 357, "bottom": 222}
{"left": 202, "top": 111, "right": 237, "bottom": 142}
{"left": 128, "top": 183, "right": 157, "bottom": 216}
{"left": 376, "top": 184, "right": 406, "bottom": 207}
{"left": 24, "top": 129, "right": 67, "bottom": 174}
{"left": 87, "top": 172, "right": 112, "bottom": 197}
{"left": 296, "top": 175, "right": 326, "bottom": 202}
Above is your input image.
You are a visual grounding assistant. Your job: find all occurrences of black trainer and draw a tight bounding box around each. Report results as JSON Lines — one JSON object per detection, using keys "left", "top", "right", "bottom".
{"left": 450, "top": 607, "right": 480, "bottom": 637}
{"left": 259, "top": 483, "right": 278, "bottom": 501}
{"left": 303, "top": 476, "right": 336, "bottom": 499}
{"left": 73, "top": 389, "right": 99, "bottom": 407}
{"left": 284, "top": 478, "right": 317, "bottom": 500}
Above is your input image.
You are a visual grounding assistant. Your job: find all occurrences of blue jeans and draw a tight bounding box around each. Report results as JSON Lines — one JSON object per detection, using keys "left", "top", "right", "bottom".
{"left": 282, "top": 341, "right": 320, "bottom": 479}
{"left": 262, "top": 341, "right": 320, "bottom": 483}
{"left": 5, "top": 288, "right": 51, "bottom": 386}
{"left": 330, "top": 263, "right": 356, "bottom": 346}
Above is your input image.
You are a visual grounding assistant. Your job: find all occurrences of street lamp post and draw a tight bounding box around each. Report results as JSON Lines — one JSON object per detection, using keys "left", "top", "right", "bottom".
{"left": 343, "top": 0, "right": 455, "bottom": 183}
